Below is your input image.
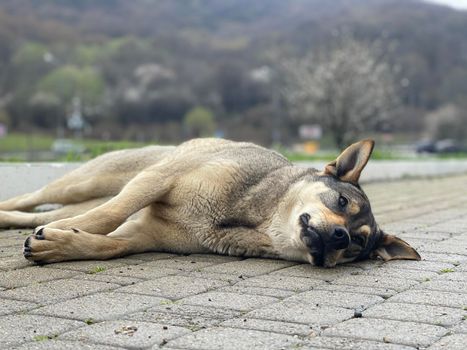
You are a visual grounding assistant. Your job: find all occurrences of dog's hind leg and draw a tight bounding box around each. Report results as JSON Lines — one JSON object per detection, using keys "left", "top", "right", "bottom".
{"left": 0, "top": 197, "right": 110, "bottom": 229}
{"left": 0, "top": 178, "right": 122, "bottom": 212}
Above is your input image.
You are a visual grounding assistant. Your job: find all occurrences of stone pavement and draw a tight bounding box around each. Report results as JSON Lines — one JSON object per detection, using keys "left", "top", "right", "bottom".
{"left": 0, "top": 174, "right": 466, "bottom": 349}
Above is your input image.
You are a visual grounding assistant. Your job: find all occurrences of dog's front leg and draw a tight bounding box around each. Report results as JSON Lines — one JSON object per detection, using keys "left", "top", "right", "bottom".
{"left": 23, "top": 217, "right": 157, "bottom": 263}
{"left": 200, "top": 227, "right": 279, "bottom": 259}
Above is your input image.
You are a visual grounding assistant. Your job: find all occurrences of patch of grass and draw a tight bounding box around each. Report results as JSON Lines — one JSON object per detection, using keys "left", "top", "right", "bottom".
{"left": 85, "top": 318, "right": 95, "bottom": 325}
{"left": 0, "top": 133, "right": 55, "bottom": 152}
{"left": 439, "top": 268, "right": 455, "bottom": 274}
{"left": 33, "top": 334, "right": 57, "bottom": 341}
{"left": 88, "top": 266, "right": 106, "bottom": 274}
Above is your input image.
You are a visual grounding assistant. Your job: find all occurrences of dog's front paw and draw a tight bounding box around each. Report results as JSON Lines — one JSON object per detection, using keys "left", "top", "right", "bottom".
{"left": 23, "top": 227, "right": 77, "bottom": 264}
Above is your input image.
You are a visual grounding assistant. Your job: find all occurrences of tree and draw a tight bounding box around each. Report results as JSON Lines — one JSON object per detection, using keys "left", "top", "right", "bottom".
{"left": 183, "top": 106, "right": 216, "bottom": 138}
{"left": 282, "top": 37, "right": 399, "bottom": 149}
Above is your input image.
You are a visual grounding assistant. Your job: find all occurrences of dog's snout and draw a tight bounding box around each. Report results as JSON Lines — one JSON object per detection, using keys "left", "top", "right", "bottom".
{"left": 329, "top": 226, "right": 350, "bottom": 250}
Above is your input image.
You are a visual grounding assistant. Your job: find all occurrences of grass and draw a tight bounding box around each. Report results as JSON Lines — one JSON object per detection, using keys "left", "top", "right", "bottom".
{"left": 0, "top": 133, "right": 54, "bottom": 152}
{"left": 2, "top": 132, "right": 467, "bottom": 161}
{"left": 87, "top": 266, "right": 106, "bottom": 274}
{"left": 439, "top": 268, "right": 455, "bottom": 274}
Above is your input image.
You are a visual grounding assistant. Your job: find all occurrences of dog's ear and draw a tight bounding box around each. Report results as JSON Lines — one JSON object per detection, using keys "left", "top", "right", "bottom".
{"left": 371, "top": 233, "right": 421, "bottom": 261}
{"left": 324, "top": 139, "right": 375, "bottom": 184}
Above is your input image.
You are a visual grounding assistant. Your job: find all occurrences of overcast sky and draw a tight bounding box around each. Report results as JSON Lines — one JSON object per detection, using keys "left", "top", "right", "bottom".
{"left": 423, "top": 0, "right": 467, "bottom": 10}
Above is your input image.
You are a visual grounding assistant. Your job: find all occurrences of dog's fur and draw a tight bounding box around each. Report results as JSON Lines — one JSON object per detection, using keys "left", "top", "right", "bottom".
{"left": 0, "top": 138, "right": 420, "bottom": 267}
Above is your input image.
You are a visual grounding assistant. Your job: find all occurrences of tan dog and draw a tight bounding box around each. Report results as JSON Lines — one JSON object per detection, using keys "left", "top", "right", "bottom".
{"left": 0, "top": 138, "right": 420, "bottom": 267}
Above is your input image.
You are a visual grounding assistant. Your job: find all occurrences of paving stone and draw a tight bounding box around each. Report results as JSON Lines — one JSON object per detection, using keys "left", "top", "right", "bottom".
{"left": 421, "top": 253, "right": 467, "bottom": 264}
{"left": 0, "top": 256, "right": 32, "bottom": 271}
{"left": 246, "top": 301, "right": 353, "bottom": 325}
{"left": 173, "top": 253, "right": 242, "bottom": 264}
{"left": 102, "top": 264, "right": 180, "bottom": 279}
{"left": 0, "top": 279, "right": 119, "bottom": 304}
{"left": 0, "top": 238, "right": 23, "bottom": 247}
{"left": 116, "top": 275, "right": 228, "bottom": 299}
{"left": 216, "top": 285, "right": 295, "bottom": 298}
{"left": 10, "top": 341, "right": 123, "bottom": 350}
{"left": 178, "top": 270, "right": 245, "bottom": 282}
{"left": 436, "top": 272, "right": 467, "bottom": 281}
{"left": 378, "top": 260, "right": 455, "bottom": 272}
{"left": 180, "top": 292, "right": 277, "bottom": 311}
{"left": 363, "top": 267, "right": 437, "bottom": 282}
{"left": 284, "top": 289, "right": 384, "bottom": 309}
{"left": 451, "top": 320, "right": 467, "bottom": 334}
{"left": 428, "top": 334, "right": 467, "bottom": 350}
{"left": 43, "top": 259, "right": 141, "bottom": 273}
{"left": 142, "top": 258, "right": 219, "bottom": 272}
{"left": 415, "top": 279, "right": 467, "bottom": 293}
{"left": 200, "top": 258, "right": 296, "bottom": 277}
{"left": 332, "top": 275, "right": 419, "bottom": 291}
{"left": 164, "top": 327, "right": 305, "bottom": 349}
{"left": 128, "top": 303, "right": 241, "bottom": 329}
{"left": 127, "top": 309, "right": 225, "bottom": 330}
{"left": 0, "top": 314, "right": 83, "bottom": 348}
{"left": 363, "top": 302, "right": 465, "bottom": 326}
{"left": 60, "top": 320, "right": 190, "bottom": 349}
{"left": 71, "top": 274, "right": 144, "bottom": 286}
{"left": 421, "top": 242, "right": 467, "bottom": 255}
{"left": 220, "top": 318, "right": 313, "bottom": 336}
{"left": 389, "top": 290, "right": 467, "bottom": 308}
{"left": 305, "top": 336, "right": 416, "bottom": 350}
{"left": 315, "top": 283, "right": 397, "bottom": 299}
{"left": 272, "top": 264, "right": 359, "bottom": 280}
{"left": 31, "top": 292, "right": 168, "bottom": 322}
{"left": 0, "top": 246, "right": 20, "bottom": 257}
{"left": 234, "top": 274, "right": 324, "bottom": 291}
{"left": 0, "top": 266, "right": 79, "bottom": 288}
{"left": 0, "top": 298, "right": 38, "bottom": 315}
{"left": 323, "top": 318, "right": 447, "bottom": 347}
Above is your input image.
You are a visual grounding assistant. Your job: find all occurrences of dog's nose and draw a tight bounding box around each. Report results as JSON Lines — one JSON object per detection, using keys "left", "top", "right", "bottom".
{"left": 329, "top": 226, "right": 350, "bottom": 250}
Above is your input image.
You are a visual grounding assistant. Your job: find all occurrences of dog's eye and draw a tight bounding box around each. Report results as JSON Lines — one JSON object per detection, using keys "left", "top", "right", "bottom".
{"left": 351, "top": 235, "right": 365, "bottom": 247}
{"left": 338, "top": 195, "right": 348, "bottom": 208}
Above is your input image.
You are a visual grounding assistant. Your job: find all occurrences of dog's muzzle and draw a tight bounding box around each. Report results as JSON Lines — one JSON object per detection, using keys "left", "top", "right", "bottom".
{"left": 299, "top": 214, "right": 351, "bottom": 266}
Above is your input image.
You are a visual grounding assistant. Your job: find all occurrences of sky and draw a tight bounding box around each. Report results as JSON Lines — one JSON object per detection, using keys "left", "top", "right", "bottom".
{"left": 423, "top": 0, "right": 467, "bottom": 10}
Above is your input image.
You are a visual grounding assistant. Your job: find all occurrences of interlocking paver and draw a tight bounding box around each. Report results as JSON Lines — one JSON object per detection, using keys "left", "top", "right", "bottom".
{"left": 30, "top": 292, "right": 169, "bottom": 321}
{"left": 0, "top": 279, "right": 119, "bottom": 304}
{"left": 216, "top": 285, "right": 295, "bottom": 298}
{"left": 116, "top": 275, "right": 228, "bottom": 299}
{"left": 200, "top": 258, "right": 296, "bottom": 276}
{"left": 284, "top": 289, "right": 384, "bottom": 309}
{"left": 428, "top": 334, "right": 467, "bottom": 350}
{"left": 332, "top": 274, "right": 419, "bottom": 291}
{"left": 323, "top": 318, "right": 447, "bottom": 347}
{"left": 234, "top": 274, "right": 324, "bottom": 291}
{"left": 0, "top": 266, "right": 80, "bottom": 288}
{"left": 127, "top": 303, "right": 241, "bottom": 329}
{"left": 363, "top": 302, "right": 465, "bottom": 326}
{"left": 60, "top": 320, "right": 190, "bottom": 349}
{"left": 0, "top": 298, "right": 38, "bottom": 316}
{"left": 220, "top": 318, "right": 313, "bottom": 336}
{"left": 180, "top": 291, "right": 277, "bottom": 311}
{"left": 389, "top": 289, "right": 467, "bottom": 308}
{"left": 305, "top": 336, "right": 416, "bottom": 350}
{"left": 10, "top": 341, "right": 124, "bottom": 350}
{"left": 164, "top": 327, "right": 305, "bottom": 349}
{"left": 246, "top": 301, "right": 353, "bottom": 325}
{"left": 0, "top": 314, "right": 84, "bottom": 348}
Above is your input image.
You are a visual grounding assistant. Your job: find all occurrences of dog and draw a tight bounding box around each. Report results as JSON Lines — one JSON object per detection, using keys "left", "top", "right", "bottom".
{"left": 0, "top": 138, "right": 420, "bottom": 267}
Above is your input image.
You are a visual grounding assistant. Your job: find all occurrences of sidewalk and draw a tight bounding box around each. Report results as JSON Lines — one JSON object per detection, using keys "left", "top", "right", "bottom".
{"left": 0, "top": 174, "right": 466, "bottom": 349}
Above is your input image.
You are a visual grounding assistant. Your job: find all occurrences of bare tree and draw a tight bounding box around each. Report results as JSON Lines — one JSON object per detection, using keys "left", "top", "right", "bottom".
{"left": 282, "top": 37, "right": 399, "bottom": 149}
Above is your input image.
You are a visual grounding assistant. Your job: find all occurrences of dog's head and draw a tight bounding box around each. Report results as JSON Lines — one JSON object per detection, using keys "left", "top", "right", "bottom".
{"left": 288, "top": 139, "right": 420, "bottom": 267}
